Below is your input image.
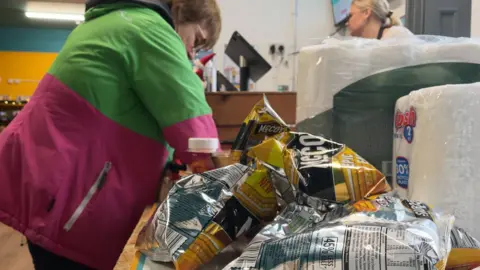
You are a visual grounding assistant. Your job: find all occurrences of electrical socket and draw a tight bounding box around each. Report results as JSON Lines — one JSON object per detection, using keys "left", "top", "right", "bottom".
{"left": 269, "top": 44, "right": 276, "bottom": 56}
{"left": 278, "top": 45, "right": 285, "bottom": 56}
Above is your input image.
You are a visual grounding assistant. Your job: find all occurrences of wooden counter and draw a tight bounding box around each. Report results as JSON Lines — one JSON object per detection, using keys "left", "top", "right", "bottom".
{"left": 206, "top": 92, "right": 296, "bottom": 144}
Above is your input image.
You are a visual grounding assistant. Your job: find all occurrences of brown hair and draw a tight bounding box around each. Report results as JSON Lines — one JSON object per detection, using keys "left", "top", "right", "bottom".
{"left": 164, "top": 0, "right": 222, "bottom": 49}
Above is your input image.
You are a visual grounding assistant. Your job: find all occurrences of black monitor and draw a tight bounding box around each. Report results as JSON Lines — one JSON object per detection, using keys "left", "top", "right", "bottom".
{"left": 225, "top": 31, "right": 272, "bottom": 91}
{"left": 216, "top": 71, "right": 238, "bottom": 91}
{"left": 332, "top": 0, "right": 352, "bottom": 26}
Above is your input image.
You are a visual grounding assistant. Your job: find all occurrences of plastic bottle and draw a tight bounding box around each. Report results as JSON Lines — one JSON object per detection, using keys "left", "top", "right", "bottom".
{"left": 159, "top": 138, "right": 229, "bottom": 201}
{"left": 188, "top": 138, "right": 220, "bottom": 173}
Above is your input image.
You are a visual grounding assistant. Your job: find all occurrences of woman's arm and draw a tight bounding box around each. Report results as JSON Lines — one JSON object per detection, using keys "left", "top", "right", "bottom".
{"left": 126, "top": 18, "right": 218, "bottom": 164}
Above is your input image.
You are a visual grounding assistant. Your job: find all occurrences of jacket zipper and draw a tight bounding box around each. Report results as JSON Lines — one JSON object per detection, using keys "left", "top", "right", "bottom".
{"left": 64, "top": 161, "right": 112, "bottom": 232}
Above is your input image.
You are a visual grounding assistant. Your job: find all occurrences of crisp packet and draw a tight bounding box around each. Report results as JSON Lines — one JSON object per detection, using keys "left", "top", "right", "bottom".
{"left": 447, "top": 227, "right": 480, "bottom": 270}
{"left": 225, "top": 195, "right": 454, "bottom": 270}
{"left": 267, "top": 166, "right": 296, "bottom": 209}
{"left": 231, "top": 95, "right": 289, "bottom": 164}
{"left": 249, "top": 132, "right": 390, "bottom": 202}
{"left": 135, "top": 164, "right": 278, "bottom": 270}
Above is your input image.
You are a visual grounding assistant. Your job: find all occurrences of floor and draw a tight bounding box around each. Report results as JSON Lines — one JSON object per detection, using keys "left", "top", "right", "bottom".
{"left": 0, "top": 223, "right": 33, "bottom": 270}
{"left": 0, "top": 181, "right": 174, "bottom": 270}
{"left": 0, "top": 208, "right": 151, "bottom": 270}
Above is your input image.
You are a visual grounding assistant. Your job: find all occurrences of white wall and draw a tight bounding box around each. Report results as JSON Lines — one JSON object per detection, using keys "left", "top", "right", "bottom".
{"left": 389, "top": 0, "right": 406, "bottom": 20}
{"left": 471, "top": 0, "right": 480, "bottom": 37}
{"left": 213, "top": 0, "right": 335, "bottom": 91}
{"left": 295, "top": 0, "right": 336, "bottom": 48}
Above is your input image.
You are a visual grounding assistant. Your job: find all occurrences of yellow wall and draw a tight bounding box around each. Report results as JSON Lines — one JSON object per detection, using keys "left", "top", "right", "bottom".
{"left": 0, "top": 52, "right": 57, "bottom": 98}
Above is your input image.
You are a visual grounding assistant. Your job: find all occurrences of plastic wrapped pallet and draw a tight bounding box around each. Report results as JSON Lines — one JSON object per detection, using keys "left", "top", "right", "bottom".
{"left": 393, "top": 83, "right": 480, "bottom": 240}
{"left": 295, "top": 36, "right": 480, "bottom": 180}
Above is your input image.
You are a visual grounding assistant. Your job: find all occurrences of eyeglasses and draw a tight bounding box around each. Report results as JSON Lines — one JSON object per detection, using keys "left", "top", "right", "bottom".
{"left": 194, "top": 25, "right": 207, "bottom": 50}
{"left": 194, "top": 38, "right": 206, "bottom": 51}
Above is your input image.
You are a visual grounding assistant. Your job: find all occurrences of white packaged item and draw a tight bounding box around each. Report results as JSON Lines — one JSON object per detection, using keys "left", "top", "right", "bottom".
{"left": 393, "top": 83, "right": 480, "bottom": 239}
{"left": 295, "top": 36, "right": 480, "bottom": 180}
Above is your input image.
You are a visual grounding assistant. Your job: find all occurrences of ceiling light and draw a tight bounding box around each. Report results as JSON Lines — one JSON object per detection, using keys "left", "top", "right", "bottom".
{"left": 25, "top": 12, "right": 84, "bottom": 22}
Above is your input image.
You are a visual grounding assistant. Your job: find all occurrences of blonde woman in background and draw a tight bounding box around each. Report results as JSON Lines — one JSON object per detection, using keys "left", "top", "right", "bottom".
{"left": 347, "top": 0, "right": 413, "bottom": 39}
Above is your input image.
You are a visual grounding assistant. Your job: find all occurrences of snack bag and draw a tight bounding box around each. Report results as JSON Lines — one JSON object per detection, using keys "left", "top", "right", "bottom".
{"left": 353, "top": 197, "right": 480, "bottom": 270}
{"left": 231, "top": 95, "right": 289, "bottom": 164}
{"left": 447, "top": 227, "right": 480, "bottom": 270}
{"left": 225, "top": 195, "right": 454, "bottom": 270}
{"left": 136, "top": 164, "right": 278, "bottom": 270}
{"left": 249, "top": 132, "right": 390, "bottom": 202}
{"left": 267, "top": 166, "right": 296, "bottom": 208}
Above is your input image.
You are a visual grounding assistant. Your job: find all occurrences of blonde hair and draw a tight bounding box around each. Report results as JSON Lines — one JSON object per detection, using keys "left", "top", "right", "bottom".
{"left": 352, "top": 0, "right": 402, "bottom": 26}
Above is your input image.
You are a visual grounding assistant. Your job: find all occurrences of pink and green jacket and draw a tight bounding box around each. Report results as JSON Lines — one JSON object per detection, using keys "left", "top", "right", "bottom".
{"left": 0, "top": 2, "right": 218, "bottom": 269}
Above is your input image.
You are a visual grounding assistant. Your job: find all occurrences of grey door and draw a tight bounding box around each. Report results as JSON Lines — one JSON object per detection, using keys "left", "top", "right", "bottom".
{"left": 406, "top": 0, "right": 472, "bottom": 37}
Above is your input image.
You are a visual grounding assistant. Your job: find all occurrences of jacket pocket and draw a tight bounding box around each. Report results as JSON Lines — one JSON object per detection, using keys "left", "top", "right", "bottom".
{"left": 63, "top": 161, "right": 112, "bottom": 232}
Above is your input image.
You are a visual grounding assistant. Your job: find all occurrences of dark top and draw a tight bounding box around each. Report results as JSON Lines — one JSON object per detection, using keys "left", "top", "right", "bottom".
{"left": 85, "top": 0, "right": 174, "bottom": 28}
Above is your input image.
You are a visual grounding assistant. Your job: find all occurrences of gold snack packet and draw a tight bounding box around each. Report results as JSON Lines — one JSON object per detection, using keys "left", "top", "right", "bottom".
{"left": 447, "top": 250, "right": 480, "bottom": 270}
{"left": 231, "top": 95, "right": 289, "bottom": 164}
{"left": 248, "top": 132, "right": 390, "bottom": 202}
{"left": 136, "top": 164, "right": 278, "bottom": 270}
{"left": 447, "top": 227, "right": 480, "bottom": 270}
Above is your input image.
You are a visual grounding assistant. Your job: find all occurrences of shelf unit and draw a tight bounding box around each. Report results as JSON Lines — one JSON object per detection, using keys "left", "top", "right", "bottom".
{"left": 0, "top": 101, "right": 27, "bottom": 127}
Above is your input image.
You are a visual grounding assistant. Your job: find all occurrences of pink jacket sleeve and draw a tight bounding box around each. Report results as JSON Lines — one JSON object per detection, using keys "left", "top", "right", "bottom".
{"left": 163, "top": 114, "right": 219, "bottom": 164}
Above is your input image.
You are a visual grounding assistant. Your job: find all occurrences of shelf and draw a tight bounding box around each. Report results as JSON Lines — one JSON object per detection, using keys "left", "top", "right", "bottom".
{"left": 0, "top": 103, "right": 26, "bottom": 109}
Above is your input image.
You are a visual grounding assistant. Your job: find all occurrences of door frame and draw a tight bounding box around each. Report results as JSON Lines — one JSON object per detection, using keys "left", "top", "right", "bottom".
{"left": 405, "top": 0, "right": 472, "bottom": 37}
{"left": 405, "top": 0, "right": 426, "bottom": 34}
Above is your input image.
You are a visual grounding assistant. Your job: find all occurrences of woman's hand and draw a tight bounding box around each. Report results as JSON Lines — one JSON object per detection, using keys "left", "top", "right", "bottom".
{"left": 189, "top": 156, "right": 216, "bottom": 174}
